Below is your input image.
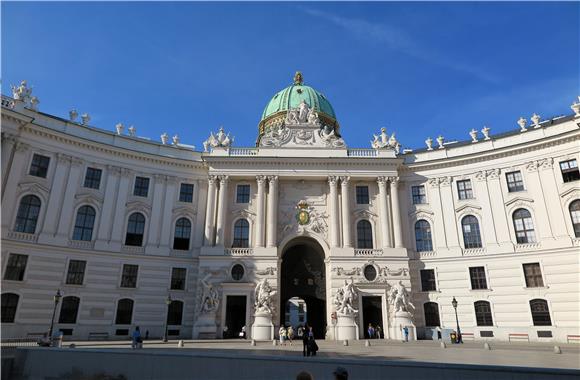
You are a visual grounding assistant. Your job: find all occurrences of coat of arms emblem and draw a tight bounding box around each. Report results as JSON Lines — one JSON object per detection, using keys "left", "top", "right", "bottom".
{"left": 296, "top": 200, "right": 310, "bottom": 225}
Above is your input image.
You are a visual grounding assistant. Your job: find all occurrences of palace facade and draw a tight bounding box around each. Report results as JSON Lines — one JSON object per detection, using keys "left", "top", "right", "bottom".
{"left": 2, "top": 75, "right": 579, "bottom": 343}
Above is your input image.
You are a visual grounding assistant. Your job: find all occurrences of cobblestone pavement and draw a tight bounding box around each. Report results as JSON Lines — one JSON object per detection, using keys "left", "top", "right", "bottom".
{"left": 66, "top": 339, "right": 580, "bottom": 370}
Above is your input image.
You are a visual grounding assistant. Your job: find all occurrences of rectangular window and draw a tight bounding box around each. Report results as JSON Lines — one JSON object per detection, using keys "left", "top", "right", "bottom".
{"left": 560, "top": 159, "right": 580, "bottom": 183}
{"left": 523, "top": 263, "right": 544, "bottom": 288}
{"left": 420, "top": 269, "right": 437, "bottom": 291}
{"left": 83, "top": 167, "right": 102, "bottom": 189}
{"left": 4, "top": 254, "right": 28, "bottom": 281}
{"left": 505, "top": 171, "right": 524, "bottom": 192}
{"left": 179, "top": 183, "right": 194, "bottom": 203}
{"left": 120, "top": 264, "right": 138, "bottom": 288}
{"left": 356, "top": 186, "right": 369, "bottom": 204}
{"left": 469, "top": 266, "right": 488, "bottom": 290}
{"left": 457, "top": 180, "right": 473, "bottom": 200}
{"left": 170, "top": 268, "right": 187, "bottom": 290}
{"left": 411, "top": 185, "right": 427, "bottom": 204}
{"left": 133, "top": 176, "right": 150, "bottom": 197}
{"left": 29, "top": 154, "right": 50, "bottom": 178}
{"left": 236, "top": 184, "right": 250, "bottom": 203}
{"left": 66, "top": 260, "right": 87, "bottom": 285}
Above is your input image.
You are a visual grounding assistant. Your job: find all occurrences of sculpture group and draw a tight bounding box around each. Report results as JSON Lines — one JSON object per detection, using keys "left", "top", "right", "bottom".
{"left": 334, "top": 278, "right": 359, "bottom": 315}
{"left": 254, "top": 278, "right": 276, "bottom": 315}
{"left": 203, "top": 127, "right": 233, "bottom": 152}
{"left": 388, "top": 280, "right": 414, "bottom": 314}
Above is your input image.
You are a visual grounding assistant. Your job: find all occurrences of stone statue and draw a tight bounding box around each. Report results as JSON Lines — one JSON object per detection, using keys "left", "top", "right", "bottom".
{"left": 425, "top": 137, "right": 433, "bottom": 151}
{"left": 81, "top": 113, "right": 91, "bottom": 126}
{"left": 469, "top": 129, "right": 478, "bottom": 143}
{"left": 128, "top": 125, "right": 136, "bottom": 137}
{"left": 334, "top": 278, "right": 358, "bottom": 315}
{"left": 172, "top": 134, "right": 180, "bottom": 145}
{"left": 436, "top": 135, "right": 445, "bottom": 149}
{"left": 371, "top": 127, "right": 399, "bottom": 150}
{"left": 481, "top": 126, "right": 491, "bottom": 140}
{"left": 517, "top": 117, "right": 527, "bottom": 132}
{"left": 161, "top": 132, "right": 169, "bottom": 144}
{"left": 254, "top": 278, "right": 276, "bottom": 314}
{"left": 203, "top": 127, "right": 233, "bottom": 152}
{"left": 11, "top": 80, "right": 32, "bottom": 101}
{"left": 307, "top": 107, "right": 320, "bottom": 125}
{"left": 388, "top": 281, "right": 414, "bottom": 314}
{"left": 298, "top": 100, "right": 309, "bottom": 122}
{"left": 531, "top": 113, "right": 541, "bottom": 127}
{"left": 293, "top": 71, "right": 304, "bottom": 85}
{"left": 69, "top": 109, "right": 78, "bottom": 122}
{"left": 115, "top": 123, "right": 124, "bottom": 135}
{"left": 30, "top": 96, "right": 39, "bottom": 111}
{"left": 200, "top": 274, "right": 220, "bottom": 313}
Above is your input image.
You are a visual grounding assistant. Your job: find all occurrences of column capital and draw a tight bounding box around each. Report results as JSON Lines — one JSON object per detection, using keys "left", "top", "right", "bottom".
{"left": 1, "top": 133, "right": 18, "bottom": 146}
{"left": 218, "top": 175, "right": 230, "bottom": 184}
{"left": 106, "top": 165, "right": 122, "bottom": 175}
{"left": 475, "top": 171, "right": 487, "bottom": 182}
{"left": 486, "top": 169, "right": 501, "bottom": 180}
{"left": 166, "top": 175, "right": 180, "bottom": 185}
{"left": 427, "top": 177, "right": 440, "bottom": 188}
{"left": 267, "top": 175, "right": 278, "bottom": 184}
{"left": 153, "top": 173, "right": 165, "bottom": 184}
{"left": 438, "top": 176, "right": 452, "bottom": 187}
{"left": 208, "top": 175, "right": 219, "bottom": 184}
{"left": 328, "top": 176, "right": 338, "bottom": 186}
{"left": 56, "top": 153, "right": 72, "bottom": 164}
{"left": 377, "top": 176, "right": 388, "bottom": 186}
{"left": 120, "top": 167, "right": 133, "bottom": 176}
{"left": 70, "top": 157, "right": 84, "bottom": 167}
{"left": 339, "top": 176, "right": 350, "bottom": 186}
{"left": 526, "top": 160, "right": 539, "bottom": 172}
{"left": 388, "top": 176, "right": 400, "bottom": 187}
{"left": 256, "top": 175, "right": 267, "bottom": 185}
{"left": 538, "top": 158, "right": 554, "bottom": 170}
{"left": 14, "top": 141, "right": 30, "bottom": 153}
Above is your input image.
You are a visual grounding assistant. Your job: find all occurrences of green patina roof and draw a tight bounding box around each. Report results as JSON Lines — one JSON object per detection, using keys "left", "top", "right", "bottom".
{"left": 260, "top": 76, "right": 337, "bottom": 122}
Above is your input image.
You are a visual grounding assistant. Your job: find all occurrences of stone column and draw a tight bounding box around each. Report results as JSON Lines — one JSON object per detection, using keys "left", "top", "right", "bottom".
{"left": 526, "top": 161, "right": 555, "bottom": 240}
{"left": 389, "top": 177, "right": 404, "bottom": 248}
{"left": 203, "top": 175, "right": 218, "bottom": 246}
{"left": 340, "top": 176, "right": 352, "bottom": 247}
{"left": 1, "top": 134, "right": 17, "bottom": 196}
{"left": 266, "top": 175, "right": 278, "bottom": 248}
{"left": 538, "top": 159, "right": 568, "bottom": 239}
{"left": 54, "top": 158, "right": 83, "bottom": 241}
{"left": 475, "top": 171, "right": 499, "bottom": 246}
{"left": 439, "top": 177, "right": 460, "bottom": 248}
{"left": 146, "top": 174, "right": 167, "bottom": 248}
{"left": 377, "top": 177, "right": 391, "bottom": 248}
{"left": 427, "top": 178, "right": 449, "bottom": 250}
{"left": 255, "top": 175, "right": 266, "bottom": 248}
{"left": 193, "top": 179, "right": 207, "bottom": 248}
{"left": 158, "top": 176, "right": 178, "bottom": 251}
{"left": 95, "top": 166, "right": 121, "bottom": 248}
{"left": 39, "top": 154, "right": 71, "bottom": 239}
{"left": 108, "top": 168, "right": 132, "bottom": 247}
{"left": 1, "top": 142, "right": 30, "bottom": 230}
{"left": 215, "top": 175, "right": 229, "bottom": 246}
{"left": 328, "top": 176, "right": 340, "bottom": 247}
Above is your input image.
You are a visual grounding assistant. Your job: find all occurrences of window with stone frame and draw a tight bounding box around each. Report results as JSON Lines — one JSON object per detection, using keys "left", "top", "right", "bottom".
{"left": 560, "top": 159, "right": 580, "bottom": 183}
{"left": 236, "top": 184, "right": 250, "bottom": 204}
{"left": 4, "top": 254, "right": 28, "bottom": 281}
{"left": 232, "top": 219, "right": 250, "bottom": 248}
{"left": 420, "top": 269, "right": 437, "bottom": 291}
{"left": 529, "top": 299, "right": 551, "bottom": 326}
{"left": 72, "top": 205, "right": 96, "bottom": 241}
{"left": 133, "top": 176, "right": 150, "bottom": 197}
{"left": 120, "top": 264, "right": 138, "bottom": 288}
{"left": 1, "top": 293, "right": 19, "bottom": 323}
{"left": 474, "top": 301, "right": 493, "bottom": 326}
{"left": 469, "top": 266, "right": 488, "bottom": 290}
{"left": 115, "top": 298, "right": 134, "bottom": 325}
{"left": 14, "top": 195, "right": 41, "bottom": 234}
{"left": 512, "top": 208, "right": 536, "bottom": 244}
{"left": 173, "top": 218, "right": 191, "bottom": 250}
{"left": 65, "top": 260, "right": 86, "bottom": 285}
{"left": 522, "top": 263, "right": 544, "bottom": 288}
{"left": 569, "top": 200, "right": 580, "bottom": 238}
{"left": 167, "top": 300, "right": 183, "bottom": 325}
{"left": 355, "top": 186, "right": 370, "bottom": 204}
{"left": 125, "top": 212, "right": 145, "bottom": 246}
{"left": 411, "top": 185, "right": 427, "bottom": 204}
{"left": 356, "top": 220, "right": 373, "bottom": 248}
{"left": 505, "top": 171, "right": 525, "bottom": 192}
{"left": 170, "top": 268, "right": 187, "bottom": 290}
{"left": 414, "top": 220, "right": 433, "bottom": 252}
{"left": 29, "top": 153, "right": 50, "bottom": 178}
{"left": 179, "top": 183, "right": 194, "bottom": 203}
{"left": 456, "top": 179, "right": 474, "bottom": 200}
{"left": 461, "top": 215, "right": 482, "bottom": 248}
{"left": 58, "top": 296, "right": 80, "bottom": 324}
{"left": 83, "top": 167, "right": 102, "bottom": 189}
{"left": 423, "top": 302, "right": 440, "bottom": 327}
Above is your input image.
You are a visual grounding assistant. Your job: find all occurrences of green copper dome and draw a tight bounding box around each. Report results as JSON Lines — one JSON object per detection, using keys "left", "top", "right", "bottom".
{"left": 257, "top": 72, "right": 340, "bottom": 143}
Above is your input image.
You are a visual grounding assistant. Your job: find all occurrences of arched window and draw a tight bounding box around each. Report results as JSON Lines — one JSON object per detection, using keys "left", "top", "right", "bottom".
{"left": 461, "top": 215, "right": 482, "bottom": 249}
{"left": 58, "top": 296, "right": 80, "bottom": 324}
{"left": 232, "top": 219, "right": 249, "bottom": 248}
{"left": 173, "top": 218, "right": 191, "bottom": 250}
{"left": 125, "top": 212, "right": 145, "bottom": 246}
{"left": 529, "top": 299, "right": 551, "bottom": 326}
{"left": 356, "top": 220, "right": 373, "bottom": 249}
{"left": 423, "top": 302, "right": 440, "bottom": 327}
{"left": 14, "top": 195, "right": 41, "bottom": 234}
{"left": 167, "top": 300, "right": 183, "bottom": 325}
{"left": 513, "top": 208, "right": 536, "bottom": 244}
{"left": 1, "top": 293, "right": 19, "bottom": 323}
{"left": 474, "top": 301, "right": 493, "bottom": 326}
{"left": 414, "top": 220, "right": 433, "bottom": 252}
{"left": 72, "top": 206, "right": 96, "bottom": 241}
{"left": 115, "top": 298, "right": 134, "bottom": 325}
{"left": 569, "top": 200, "right": 580, "bottom": 238}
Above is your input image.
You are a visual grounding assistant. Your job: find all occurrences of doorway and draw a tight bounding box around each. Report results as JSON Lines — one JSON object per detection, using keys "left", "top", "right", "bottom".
{"left": 362, "top": 296, "right": 383, "bottom": 339}
{"left": 225, "top": 295, "right": 246, "bottom": 339}
{"left": 280, "top": 238, "right": 326, "bottom": 339}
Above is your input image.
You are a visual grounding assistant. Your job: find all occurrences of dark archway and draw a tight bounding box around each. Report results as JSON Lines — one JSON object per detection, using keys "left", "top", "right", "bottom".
{"left": 280, "top": 238, "right": 326, "bottom": 339}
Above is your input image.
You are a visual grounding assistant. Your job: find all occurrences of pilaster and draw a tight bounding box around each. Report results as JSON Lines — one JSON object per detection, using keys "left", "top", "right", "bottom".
{"left": 215, "top": 175, "right": 230, "bottom": 246}
{"left": 340, "top": 176, "right": 352, "bottom": 248}
{"left": 266, "top": 176, "right": 278, "bottom": 248}
{"left": 255, "top": 175, "right": 266, "bottom": 248}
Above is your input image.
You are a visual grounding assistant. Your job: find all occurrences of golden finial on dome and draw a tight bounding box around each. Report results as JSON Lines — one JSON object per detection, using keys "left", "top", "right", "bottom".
{"left": 293, "top": 71, "right": 304, "bottom": 85}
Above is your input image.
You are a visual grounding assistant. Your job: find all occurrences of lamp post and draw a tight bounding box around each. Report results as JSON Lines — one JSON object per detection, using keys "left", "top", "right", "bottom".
{"left": 163, "top": 295, "right": 172, "bottom": 343}
{"left": 48, "top": 289, "right": 62, "bottom": 339}
{"left": 452, "top": 297, "right": 462, "bottom": 343}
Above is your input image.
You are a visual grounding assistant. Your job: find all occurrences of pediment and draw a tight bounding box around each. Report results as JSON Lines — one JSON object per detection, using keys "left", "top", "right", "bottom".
{"left": 353, "top": 209, "right": 378, "bottom": 219}
{"left": 408, "top": 209, "right": 435, "bottom": 218}
{"left": 75, "top": 191, "right": 104, "bottom": 204}
{"left": 559, "top": 187, "right": 580, "bottom": 199}
{"left": 172, "top": 205, "right": 197, "bottom": 216}
{"left": 125, "top": 200, "right": 152, "bottom": 212}
{"left": 17, "top": 181, "right": 50, "bottom": 196}
{"left": 454, "top": 203, "right": 481, "bottom": 213}
{"left": 504, "top": 196, "right": 534, "bottom": 208}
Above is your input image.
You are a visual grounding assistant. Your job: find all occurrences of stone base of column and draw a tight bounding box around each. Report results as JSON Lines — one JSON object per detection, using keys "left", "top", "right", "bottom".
{"left": 251, "top": 312, "right": 274, "bottom": 341}
{"left": 390, "top": 311, "right": 416, "bottom": 341}
{"left": 336, "top": 313, "right": 359, "bottom": 341}
{"left": 193, "top": 313, "right": 218, "bottom": 339}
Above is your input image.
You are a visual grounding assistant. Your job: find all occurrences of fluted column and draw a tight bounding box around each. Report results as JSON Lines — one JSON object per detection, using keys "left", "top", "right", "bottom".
{"left": 328, "top": 176, "right": 340, "bottom": 247}
{"left": 266, "top": 175, "right": 278, "bottom": 248}
{"left": 255, "top": 175, "right": 266, "bottom": 247}
{"left": 215, "top": 175, "right": 229, "bottom": 246}
{"left": 377, "top": 177, "right": 391, "bottom": 248}
{"left": 389, "top": 176, "right": 404, "bottom": 248}
{"left": 203, "top": 175, "right": 218, "bottom": 246}
{"left": 340, "top": 176, "right": 352, "bottom": 247}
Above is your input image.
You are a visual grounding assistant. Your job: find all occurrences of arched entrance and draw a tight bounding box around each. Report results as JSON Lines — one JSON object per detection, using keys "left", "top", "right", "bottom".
{"left": 280, "top": 237, "right": 326, "bottom": 339}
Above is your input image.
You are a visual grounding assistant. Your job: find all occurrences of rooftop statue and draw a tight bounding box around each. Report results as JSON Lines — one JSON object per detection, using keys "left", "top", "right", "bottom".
{"left": 371, "top": 127, "right": 399, "bottom": 151}
{"left": 203, "top": 126, "right": 233, "bottom": 152}
{"left": 293, "top": 71, "right": 304, "bottom": 85}
{"left": 254, "top": 278, "right": 276, "bottom": 315}
{"left": 11, "top": 80, "right": 32, "bottom": 102}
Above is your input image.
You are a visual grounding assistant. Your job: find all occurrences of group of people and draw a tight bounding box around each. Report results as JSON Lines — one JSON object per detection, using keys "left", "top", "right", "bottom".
{"left": 222, "top": 325, "right": 246, "bottom": 339}
{"left": 278, "top": 325, "right": 295, "bottom": 345}
{"left": 366, "top": 323, "right": 383, "bottom": 339}
{"left": 279, "top": 324, "right": 318, "bottom": 356}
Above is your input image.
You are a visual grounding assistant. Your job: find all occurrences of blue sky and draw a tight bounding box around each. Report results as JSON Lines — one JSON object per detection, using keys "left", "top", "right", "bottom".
{"left": 2, "top": 2, "right": 579, "bottom": 150}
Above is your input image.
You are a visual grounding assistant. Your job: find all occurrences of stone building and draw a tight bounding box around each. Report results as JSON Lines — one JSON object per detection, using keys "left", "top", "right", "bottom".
{"left": 1, "top": 75, "right": 579, "bottom": 343}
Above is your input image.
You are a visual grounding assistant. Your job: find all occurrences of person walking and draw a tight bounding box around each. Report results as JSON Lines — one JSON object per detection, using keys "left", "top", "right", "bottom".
{"left": 132, "top": 326, "right": 142, "bottom": 349}
{"left": 279, "top": 326, "right": 287, "bottom": 346}
{"left": 287, "top": 325, "right": 294, "bottom": 345}
{"left": 307, "top": 326, "right": 318, "bottom": 356}
{"left": 367, "top": 323, "right": 375, "bottom": 339}
{"left": 403, "top": 326, "right": 409, "bottom": 342}
{"left": 302, "top": 324, "right": 310, "bottom": 356}
{"left": 297, "top": 325, "right": 304, "bottom": 339}
{"left": 376, "top": 325, "right": 382, "bottom": 339}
